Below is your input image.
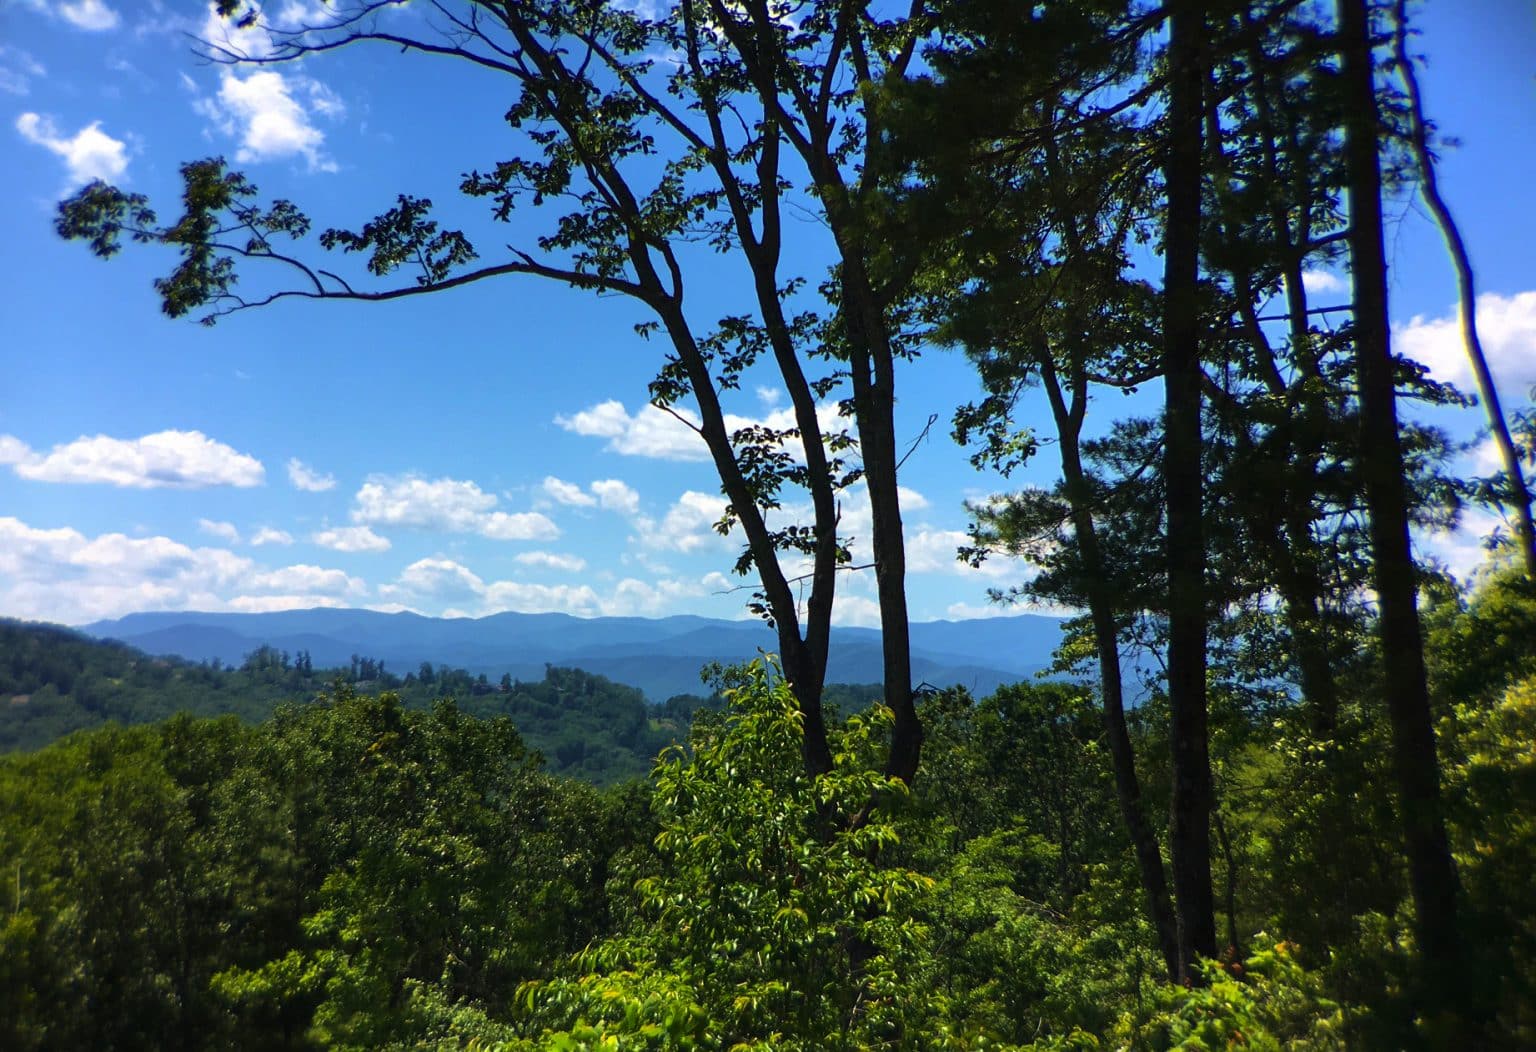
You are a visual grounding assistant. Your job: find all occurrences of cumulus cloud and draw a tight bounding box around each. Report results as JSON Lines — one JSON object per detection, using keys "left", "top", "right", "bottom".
{"left": 246, "top": 563, "right": 365, "bottom": 597}
{"left": 352, "top": 475, "right": 558, "bottom": 541}
{"left": 636, "top": 490, "right": 730, "bottom": 553}
{"left": 15, "top": 112, "right": 129, "bottom": 186}
{"left": 287, "top": 457, "right": 336, "bottom": 492}
{"left": 1396, "top": 291, "right": 1536, "bottom": 401}
{"left": 543, "top": 475, "right": 597, "bottom": 507}
{"left": 198, "top": 518, "right": 241, "bottom": 544}
{"left": 557, "top": 398, "right": 851, "bottom": 465}
{"left": 591, "top": 478, "right": 641, "bottom": 515}
{"left": 250, "top": 527, "right": 294, "bottom": 546}
{"left": 831, "top": 593, "right": 882, "bottom": 627}
{"left": 480, "top": 511, "right": 563, "bottom": 541}
{"left": 556, "top": 400, "right": 707, "bottom": 461}
{"left": 386, "top": 557, "right": 487, "bottom": 602}
{"left": 1, "top": 430, "right": 264, "bottom": 489}
{"left": 0, "top": 516, "right": 368, "bottom": 623}
{"left": 542, "top": 475, "right": 642, "bottom": 515}
{"left": 192, "top": 68, "right": 342, "bottom": 172}
{"left": 378, "top": 555, "right": 726, "bottom": 619}
{"left": 514, "top": 550, "right": 588, "bottom": 573}
{"left": 481, "top": 579, "right": 607, "bottom": 615}
{"left": 311, "top": 525, "right": 390, "bottom": 553}
{"left": 1301, "top": 269, "right": 1346, "bottom": 295}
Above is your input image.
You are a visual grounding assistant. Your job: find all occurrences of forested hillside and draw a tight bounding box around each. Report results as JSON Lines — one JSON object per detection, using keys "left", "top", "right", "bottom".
{"left": 0, "top": 620, "right": 709, "bottom": 783}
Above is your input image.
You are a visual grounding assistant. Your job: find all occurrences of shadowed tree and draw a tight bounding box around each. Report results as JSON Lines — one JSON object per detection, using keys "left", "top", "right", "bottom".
{"left": 56, "top": 0, "right": 941, "bottom": 784}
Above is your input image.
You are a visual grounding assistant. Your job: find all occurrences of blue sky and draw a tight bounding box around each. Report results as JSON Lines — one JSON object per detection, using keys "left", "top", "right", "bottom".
{"left": 2, "top": 0, "right": 1533, "bottom": 628}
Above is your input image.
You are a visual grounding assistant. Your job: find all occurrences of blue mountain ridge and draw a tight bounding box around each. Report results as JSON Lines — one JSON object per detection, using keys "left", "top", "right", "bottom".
{"left": 79, "top": 608, "right": 1071, "bottom": 702}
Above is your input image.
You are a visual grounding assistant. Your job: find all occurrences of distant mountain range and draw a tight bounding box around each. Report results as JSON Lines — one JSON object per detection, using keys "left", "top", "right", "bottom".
{"left": 80, "top": 608, "right": 1070, "bottom": 701}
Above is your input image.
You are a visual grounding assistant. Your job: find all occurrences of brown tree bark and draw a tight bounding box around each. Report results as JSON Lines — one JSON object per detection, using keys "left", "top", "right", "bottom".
{"left": 1336, "top": 0, "right": 1468, "bottom": 1016}
{"left": 1162, "top": 0, "right": 1218, "bottom": 981}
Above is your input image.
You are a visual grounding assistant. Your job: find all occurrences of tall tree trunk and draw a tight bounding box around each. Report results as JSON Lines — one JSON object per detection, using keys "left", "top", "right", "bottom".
{"left": 1336, "top": 0, "right": 1468, "bottom": 1016}
{"left": 1043, "top": 356, "right": 1181, "bottom": 982}
{"left": 841, "top": 258, "right": 922, "bottom": 785}
{"left": 1163, "top": 0, "right": 1218, "bottom": 981}
{"left": 1391, "top": 0, "right": 1536, "bottom": 581}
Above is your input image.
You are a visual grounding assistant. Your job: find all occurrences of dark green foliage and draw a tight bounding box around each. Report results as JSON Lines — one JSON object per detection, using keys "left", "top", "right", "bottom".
{"left": 0, "top": 620, "right": 677, "bottom": 784}
{"left": 0, "top": 687, "right": 641, "bottom": 1050}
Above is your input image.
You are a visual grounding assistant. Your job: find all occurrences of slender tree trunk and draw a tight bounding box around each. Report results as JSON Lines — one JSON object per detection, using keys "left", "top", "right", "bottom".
{"left": 1391, "top": 1, "right": 1536, "bottom": 580}
{"left": 655, "top": 301, "right": 835, "bottom": 776}
{"left": 841, "top": 259, "right": 922, "bottom": 785}
{"left": 1163, "top": 0, "right": 1218, "bottom": 981}
{"left": 1336, "top": 0, "right": 1468, "bottom": 1016}
{"left": 1043, "top": 357, "right": 1181, "bottom": 982}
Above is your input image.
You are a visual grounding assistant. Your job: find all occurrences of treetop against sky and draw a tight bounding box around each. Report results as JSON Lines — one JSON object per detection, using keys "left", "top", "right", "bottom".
{"left": 2, "top": 0, "right": 1534, "bottom": 627}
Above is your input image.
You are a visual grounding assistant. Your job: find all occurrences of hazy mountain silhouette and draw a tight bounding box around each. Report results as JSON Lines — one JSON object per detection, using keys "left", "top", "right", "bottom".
{"left": 80, "top": 608, "right": 1069, "bottom": 701}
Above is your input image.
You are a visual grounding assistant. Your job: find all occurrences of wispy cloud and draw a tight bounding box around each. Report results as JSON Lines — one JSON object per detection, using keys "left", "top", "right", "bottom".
{"left": 287, "top": 457, "right": 336, "bottom": 492}
{"left": 198, "top": 519, "right": 241, "bottom": 544}
{"left": 19, "top": 0, "right": 120, "bottom": 32}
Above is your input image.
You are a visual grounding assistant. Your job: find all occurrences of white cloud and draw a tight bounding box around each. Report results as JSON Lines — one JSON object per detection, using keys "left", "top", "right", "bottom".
{"left": 387, "top": 558, "right": 486, "bottom": 602}
{"left": 2, "top": 430, "right": 264, "bottom": 489}
{"left": 18, "top": 0, "right": 120, "bottom": 31}
{"left": 226, "top": 594, "right": 351, "bottom": 613}
{"left": 755, "top": 385, "right": 782, "bottom": 408}
{"left": 0, "top": 435, "right": 34, "bottom": 465}
{"left": 354, "top": 475, "right": 495, "bottom": 530}
{"left": 15, "top": 112, "right": 128, "bottom": 187}
{"left": 556, "top": 399, "right": 707, "bottom": 461}
{"left": 637, "top": 490, "right": 730, "bottom": 553}
{"left": 482, "top": 579, "right": 605, "bottom": 615}
{"left": 0, "top": 516, "right": 367, "bottom": 623}
{"left": 250, "top": 527, "right": 294, "bottom": 546}
{"left": 1417, "top": 507, "right": 1509, "bottom": 584}
{"left": 311, "top": 525, "right": 390, "bottom": 553}
{"left": 198, "top": 518, "right": 241, "bottom": 544}
{"left": 543, "top": 475, "right": 597, "bottom": 507}
{"left": 1300, "top": 269, "right": 1346, "bottom": 295}
{"left": 591, "top": 478, "right": 641, "bottom": 515}
{"left": 1396, "top": 291, "right": 1536, "bottom": 401}
{"left": 59, "top": 0, "right": 120, "bottom": 30}
{"left": 287, "top": 457, "right": 336, "bottom": 492}
{"left": 557, "top": 397, "right": 852, "bottom": 468}
{"left": 247, "top": 563, "right": 365, "bottom": 597}
{"left": 831, "top": 593, "right": 882, "bottom": 627}
{"left": 0, "top": 47, "right": 45, "bottom": 96}
{"left": 192, "top": 68, "right": 342, "bottom": 172}
{"left": 377, "top": 555, "right": 726, "bottom": 619}
{"left": 352, "top": 475, "right": 558, "bottom": 541}
{"left": 480, "top": 511, "right": 562, "bottom": 541}
{"left": 514, "top": 550, "right": 588, "bottom": 573}
{"left": 198, "top": 1, "right": 347, "bottom": 60}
